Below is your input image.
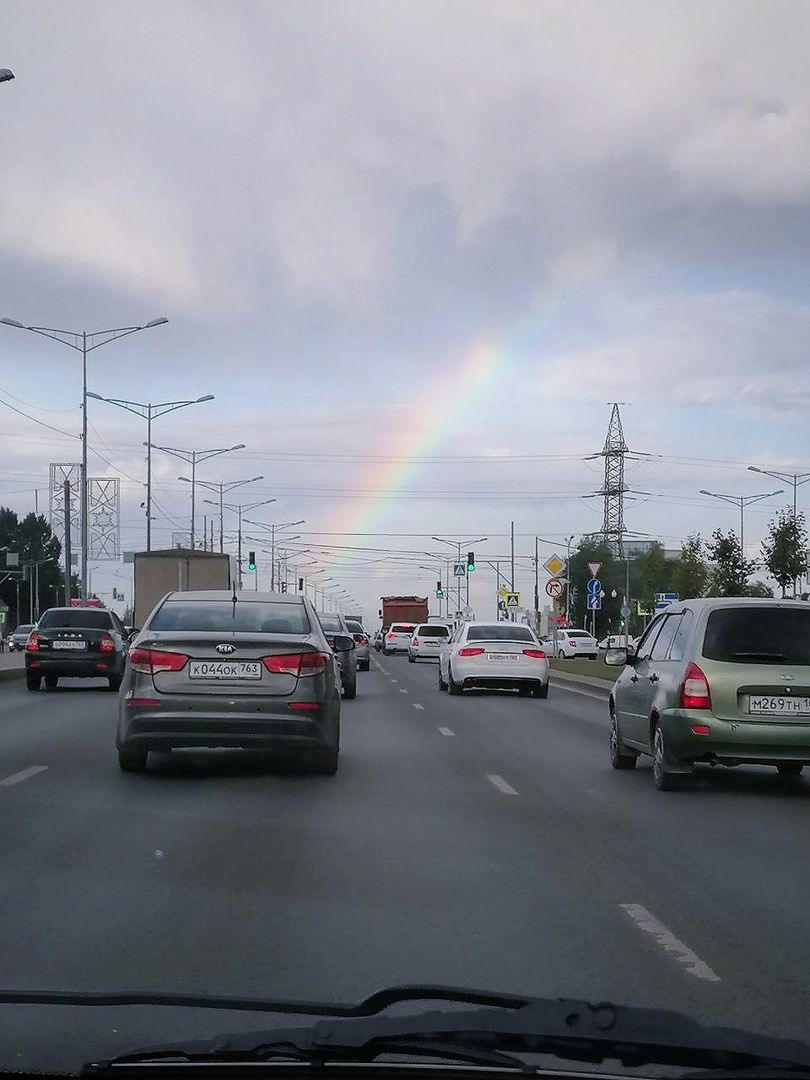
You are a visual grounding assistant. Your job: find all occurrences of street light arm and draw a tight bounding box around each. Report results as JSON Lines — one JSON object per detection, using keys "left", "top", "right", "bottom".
{"left": 1, "top": 321, "right": 168, "bottom": 353}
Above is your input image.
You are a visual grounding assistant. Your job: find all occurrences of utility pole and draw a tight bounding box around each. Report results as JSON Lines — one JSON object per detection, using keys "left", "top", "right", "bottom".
{"left": 63, "top": 480, "right": 72, "bottom": 606}
{"left": 534, "top": 535, "right": 539, "bottom": 630}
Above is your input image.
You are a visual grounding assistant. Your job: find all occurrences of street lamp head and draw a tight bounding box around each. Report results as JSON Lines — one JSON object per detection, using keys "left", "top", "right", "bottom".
{"left": 0, "top": 317, "right": 24, "bottom": 328}
{"left": 747, "top": 466, "right": 763, "bottom": 475}
{"left": 178, "top": 476, "right": 192, "bottom": 484}
{"left": 231, "top": 444, "right": 246, "bottom": 451}
{"left": 85, "top": 391, "right": 103, "bottom": 401}
{"left": 698, "top": 489, "right": 714, "bottom": 497}
{"left": 144, "top": 317, "right": 169, "bottom": 328}
{"left": 0, "top": 69, "right": 14, "bottom": 83}
{"left": 196, "top": 395, "right": 215, "bottom": 403}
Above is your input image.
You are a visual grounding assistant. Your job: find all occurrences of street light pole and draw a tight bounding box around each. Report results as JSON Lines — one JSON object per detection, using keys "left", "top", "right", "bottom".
{"left": 87, "top": 393, "right": 214, "bottom": 551}
{"left": 188, "top": 476, "right": 264, "bottom": 552}
{"left": 1, "top": 315, "right": 167, "bottom": 598}
{"left": 206, "top": 498, "right": 276, "bottom": 588}
{"left": 748, "top": 466, "right": 810, "bottom": 596}
{"left": 244, "top": 519, "right": 305, "bottom": 591}
{"left": 699, "top": 488, "right": 784, "bottom": 563}
{"left": 432, "top": 535, "right": 487, "bottom": 618}
{"left": 153, "top": 444, "right": 245, "bottom": 548}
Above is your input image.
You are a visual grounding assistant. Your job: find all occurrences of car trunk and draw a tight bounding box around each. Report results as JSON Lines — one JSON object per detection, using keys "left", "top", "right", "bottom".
{"left": 34, "top": 626, "right": 113, "bottom": 659}
{"left": 461, "top": 639, "right": 545, "bottom": 667}
{"left": 702, "top": 657, "right": 810, "bottom": 726}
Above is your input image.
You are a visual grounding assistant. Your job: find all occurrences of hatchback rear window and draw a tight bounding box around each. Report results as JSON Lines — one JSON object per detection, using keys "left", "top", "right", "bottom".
{"left": 566, "top": 631, "right": 592, "bottom": 639}
{"left": 38, "top": 609, "right": 113, "bottom": 630}
{"left": 345, "top": 621, "right": 365, "bottom": 634}
{"left": 702, "top": 607, "right": 810, "bottom": 665}
{"left": 415, "top": 625, "right": 449, "bottom": 637}
{"left": 390, "top": 624, "right": 415, "bottom": 633}
{"left": 467, "top": 625, "right": 534, "bottom": 642}
{"left": 150, "top": 601, "right": 310, "bottom": 635}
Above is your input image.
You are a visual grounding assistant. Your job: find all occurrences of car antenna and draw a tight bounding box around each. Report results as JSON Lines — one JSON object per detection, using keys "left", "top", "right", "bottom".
{"left": 231, "top": 580, "right": 238, "bottom": 619}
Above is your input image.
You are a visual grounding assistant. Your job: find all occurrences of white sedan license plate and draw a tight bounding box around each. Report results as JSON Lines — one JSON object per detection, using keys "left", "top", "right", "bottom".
{"left": 749, "top": 695, "right": 810, "bottom": 715}
{"left": 188, "top": 660, "right": 262, "bottom": 680}
{"left": 53, "top": 640, "right": 86, "bottom": 650}
{"left": 487, "top": 653, "right": 519, "bottom": 663}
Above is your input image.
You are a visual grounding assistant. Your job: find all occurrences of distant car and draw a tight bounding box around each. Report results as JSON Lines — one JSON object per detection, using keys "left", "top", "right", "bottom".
{"left": 555, "top": 629, "right": 598, "bottom": 659}
{"left": 598, "top": 634, "right": 638, "bottom": 651}
{"left": 439, "top": 621, "right": 549, "bottom": 697}
{"left": 25, "top": 607, "right": 129, "bottom": 691}
{"left": 345, "top": 619, "right": 370, "bottom": 671}
{"left": 606, "top": 597, "right": 810, "bottom": 791}
{"left": 383, "top": 622, "right": 416, "bottom": 655}
{"left": 408, "top": 623, "right": 450, "bottom": 663}
{"left": 317, "top": 612, "right": 358, "bottom": 698}
{"left": 7, "top": 624, "right": 34, "bottom": 652}
{"left": 373, "top": 629, "right": 385, "bottom": 652}
{"left": 116, "top": 590, "right": 345, "bottom": 775}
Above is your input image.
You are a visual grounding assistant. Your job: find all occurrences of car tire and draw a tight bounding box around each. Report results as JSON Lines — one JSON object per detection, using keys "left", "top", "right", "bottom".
{"left": 557, "top": 650, "right": 566, "bottom": 659}
{"left": 44, "top": 675, "right": 59, "bottom": 690}
{"left": 534, "top": 681, "right": 549, "bottom": 699}
{"left": 311, "top": 749, "right": 339, "bottom": 776}
{"left": 609, "top": 709, "right": 637, "bottom": 770}
{"left": 448, "top": 666, "right": 463, "bottom": 695}
{"left": 118, "top": 744, "right": 148, "bottom": 773}
{"left": 343, "top": 679, "right": 357, "bottom": 700}
{"left": 777, "top": 763, "right": 803, "bottom": 777}
{"left": 108, "top": 675, "right": 123, "bottom": 691}
{"left": 359, "top": 661, "right": 370, "bottom": 672}
{"left": 652, "top": 723, "right": 683, "bottom": 791}
{"left": 438, "top": 667, "right": 448, "bottom": 692}
{"left": 26, "top": 674, "right": 41, "bottom": 692}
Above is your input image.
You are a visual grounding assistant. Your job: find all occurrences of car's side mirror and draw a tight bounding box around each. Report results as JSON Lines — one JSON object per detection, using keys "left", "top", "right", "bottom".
{"left": 333, "top": 634, "right": 355, "bottom": 652}
{"left": 127, "top": 628, "right": 140, "bottom": 642}
{"left": 605, "top": 647, "right": 630, "bottom": 667}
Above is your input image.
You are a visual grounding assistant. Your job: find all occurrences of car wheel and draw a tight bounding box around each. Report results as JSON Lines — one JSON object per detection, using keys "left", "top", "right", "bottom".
{"left": 311, "top": 749, "right": 339, "bottom": 775}
{"left": 777, "top": 763, "right": 803, "bottom": 777}
{"left": 108, "top": 675, "right": 123, "bottom": 691}
{"left": 609, "top": 708, "right": 637, "bottom": 770}
{"left": 438, "top": 666, "right": 448, "bottom": 692}
{"left": 448, "top": 666, "right": 463, "bottom": 695}
{"left": 118, "top": 744, "right": 148, "bottom": 773}
{"left": 408, "top": 656, "right": 416, "bottom": 664}
{"left": 343, "top": 679, "right": 357, "bottom": 700}
{"left": 557, "top": 650, "right": 566, "bottom": 659}
{"left": 652, "top": 723, "right": 683, "bottom": 791}
{"left": 44, "top": 675, "right": 59, "bottom": 690}
{"left": 534, "top": 681, "right": 549, "bottom": 699}
{"left": 26, "top": 674, "right": 41, "bottom": 692}
{"left": 359, "top": 661, "right": 370, "bottom": 672}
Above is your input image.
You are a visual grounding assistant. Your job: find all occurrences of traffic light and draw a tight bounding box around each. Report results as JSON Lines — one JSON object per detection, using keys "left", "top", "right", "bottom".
{"left": 466, "top": 551, "right": 475, "bottom": 572}
{"left": 248, "top": 551, "right": 256, "bottom": 571}
{"left": 280, "top": 582, "right": 288, "bottom": 593}
{"left": 298, "top": 577, "right": 304, "bottom": 592}
{"left": 435, "top": 579, "right": 443, "bottom": 598}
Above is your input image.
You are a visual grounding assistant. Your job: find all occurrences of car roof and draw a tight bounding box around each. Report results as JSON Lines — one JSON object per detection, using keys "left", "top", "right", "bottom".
{"left": 658, "top": 597, "right": 810, "bottom": 613}
{"left": 165, "top": 591, "right": 305, "bottom": 603}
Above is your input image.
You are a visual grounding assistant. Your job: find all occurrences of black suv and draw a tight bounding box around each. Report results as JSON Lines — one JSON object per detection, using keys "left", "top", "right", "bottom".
{"left": 25, "top": 606, "right": 130, "bottom": 692}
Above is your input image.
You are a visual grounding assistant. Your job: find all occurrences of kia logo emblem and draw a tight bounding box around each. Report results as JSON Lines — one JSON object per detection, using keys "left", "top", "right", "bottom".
{"left": 215, "top": 643, "right": 235, "bottom": 654}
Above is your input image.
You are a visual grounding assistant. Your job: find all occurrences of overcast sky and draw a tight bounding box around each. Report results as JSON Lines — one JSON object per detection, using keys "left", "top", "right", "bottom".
{"left": 2, "top": 0, "right": 810, "bottom": 621}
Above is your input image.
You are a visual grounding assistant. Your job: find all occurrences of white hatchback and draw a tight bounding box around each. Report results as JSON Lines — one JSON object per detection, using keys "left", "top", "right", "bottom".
{"left": 439, "top": 622, "right": 549, "bottom": 697}
{"left": 383, "top": 623, "right": 417, "bottom": 655}
{"left": 408, "top": 623, "right": 450, "bottom": 662}
{"left": 554, "top": 629, "right": 598, "bottom": 659}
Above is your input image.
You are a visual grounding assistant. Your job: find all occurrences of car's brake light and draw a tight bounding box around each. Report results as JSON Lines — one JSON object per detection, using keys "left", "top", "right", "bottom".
{"left": 358, "top": 637, "right": 368, "bottom": 646}
{"left": 412, "top": 638, "right": 419, "bottom": 646}
{"left": 458, "top": 647, "right": 485, "bottom": 657}
{"left": 25, "top": 632, "right": 39, "bottom": 652}
{"left": 99, "top": 634, "right": 115, "bottom": 653}
{"left": 263, "top": 652, "right": 327, "bottom": 677}
{"left": 129, "top": 647, "right": 188, "bottom": 674}
{"left": 387, "top": 632, "right": 395, "bottom": 639}
{"left": 691, "top": 723, "right": 711, "bottom": 736}
{"left": 680, "top": 662, "right": 711, "bottom": 709}
{"left": 523, "top": 649, "right": 546, "bottom": 659}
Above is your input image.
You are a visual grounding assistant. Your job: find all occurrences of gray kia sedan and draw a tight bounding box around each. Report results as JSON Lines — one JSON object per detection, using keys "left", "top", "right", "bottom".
{"left": 117, "top": 591, "right": 351, "bottom": 776}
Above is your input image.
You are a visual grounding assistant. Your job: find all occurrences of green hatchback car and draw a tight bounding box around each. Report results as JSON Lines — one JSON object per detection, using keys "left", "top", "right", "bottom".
{"left": 605, "top": 598, "right": 810, "bottom": 791}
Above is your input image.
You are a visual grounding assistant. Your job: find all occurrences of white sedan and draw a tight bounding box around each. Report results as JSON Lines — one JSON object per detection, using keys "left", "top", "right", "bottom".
{"left": 438, "top": 622, "right": 549, "bottom": 698}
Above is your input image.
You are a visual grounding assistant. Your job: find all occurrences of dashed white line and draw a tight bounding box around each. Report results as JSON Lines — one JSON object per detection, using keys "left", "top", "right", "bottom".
{"left": 438, "top": 727, "right": 455, "bottom": 736}
{"left": 412, "top": 703, "right": 425, "bottom": 710}
{"left": 487, "top": 773, "right": 519, "bottom": 796}
{"left": 620, "top": 903, "right": 720, "bottom": 982}
{"left": 399, "top": 688, "right": 408, "bottom": 694}
{"left": 0, "top": 765, "right": 49, "bottom": 787}
{"left": 390, "top": 679, "right": 398, "bottom": 684}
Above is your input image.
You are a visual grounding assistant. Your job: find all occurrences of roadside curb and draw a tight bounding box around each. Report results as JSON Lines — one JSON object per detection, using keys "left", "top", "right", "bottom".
{"left": 549, "top": 668, "right": 613, "bottom": 695}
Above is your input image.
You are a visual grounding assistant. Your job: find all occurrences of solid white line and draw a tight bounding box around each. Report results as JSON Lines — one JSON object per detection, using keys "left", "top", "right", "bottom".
{"left": 0, "top": 765, "right": 49, "bottom": 787}
{"left": 412, "top": 703, "right": 425, "bottom": 710}
{"left": 438, "top": 727, "right": 455, "bottom": 736}
{"left": 487, "top": 773, "right": 519, "bottom": 796}
{"left": 620, "top": 903, "right": 720, "bottom": 982}
{"left": 550, "top": 681, "right": 611, "bottom": 702}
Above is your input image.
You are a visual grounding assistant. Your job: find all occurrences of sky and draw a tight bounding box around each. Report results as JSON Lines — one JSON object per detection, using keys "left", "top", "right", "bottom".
{"left": 2, "top": 0, "right": 810, "bottom": 623}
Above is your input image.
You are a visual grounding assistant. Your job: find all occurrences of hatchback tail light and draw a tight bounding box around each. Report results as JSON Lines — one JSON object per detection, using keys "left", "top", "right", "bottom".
{"left": 412, "top": 638, "right": 419, "bottom": 647}
{"left": 387, "top": 632, "right": 395, "bottom": 639}
{"left": 680, "top": 662, "right": 711, "bottom": 710}
{"left": 458, "top": 647, "right": 485, "bottom": 657}
{"left": 263, "top": 652, "right": 327, "bottom": 677}
{"left": 99, "top": 634, "right": 115, "bottom": 653}
{"left": 25, "top": 632, "right": 39, "bottom": 652}
{"left": 129, "top": 647, "right": 188, "bottom": 674}
{"left": 522, "top": 649, "right": 546, "bottom": 659}
{"left": 358, "top": 637, "right": 368, "bottom": 646}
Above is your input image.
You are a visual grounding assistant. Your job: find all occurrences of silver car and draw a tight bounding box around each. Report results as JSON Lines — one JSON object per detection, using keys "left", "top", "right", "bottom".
{"left": 117, "top": 591, "right": 349, "bottom": 775}
{"left": 345, "top": 620, "right": 370, "bottom": 671}
{"left": 317, "top": 612, "right": 358, "bottom": 698}
{"left": 408, "top": 623, "right": 450, "bottom": 663}
{"left": 439, "top": 621, "right": 550, "bottom": 697}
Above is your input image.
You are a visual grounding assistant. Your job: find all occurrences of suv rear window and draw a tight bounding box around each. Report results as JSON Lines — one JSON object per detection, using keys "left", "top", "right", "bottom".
{"left": 150, "top": 601, "right": 310, "bottom": 635}
{"left": 702, "top": 607, "right": 810, "bottom": 665}
{"left": 415, "top": 625, "right": 449, "bottom": 637}
{"left": 37, "top": 609, "right": 113, "bottom": 630}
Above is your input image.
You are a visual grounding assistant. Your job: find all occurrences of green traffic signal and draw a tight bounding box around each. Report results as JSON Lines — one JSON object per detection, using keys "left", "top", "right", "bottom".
{"left": 248, "top": 551, "right": 256, "bottom": 571}
{"left": 466, "top": 550, "right": 475, "bottom": 572}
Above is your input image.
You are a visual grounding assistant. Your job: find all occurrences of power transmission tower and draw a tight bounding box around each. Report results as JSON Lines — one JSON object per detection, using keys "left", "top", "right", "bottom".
{"left": 592, "top": 403, "right": 629, "bottom": 556}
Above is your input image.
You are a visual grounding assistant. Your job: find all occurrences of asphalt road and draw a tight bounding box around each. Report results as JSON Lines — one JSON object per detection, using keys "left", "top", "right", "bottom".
{"left": 0, "top": 657, "right": 808, "bottom": 1069}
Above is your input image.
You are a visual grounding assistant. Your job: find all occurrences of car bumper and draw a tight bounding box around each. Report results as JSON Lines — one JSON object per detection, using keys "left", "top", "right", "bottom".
{"left": 26, "top": 656, "right": 122, "bottom": 678}
{"left": 355, "top": 647, "right": 370, "bottom": 663}
{"left": 661, "top": 709, "right": 810, "bottom": 766}
{"left": 408, "top": 647, "right": 442, "bottom": 661}
{"left": 118, "top": 706, "right": 336, "bottom": 753}
{"left": 384, "top": 642, "right": 410, "bottom": 653}
{"left": 454, "top": 659, "right": 549, "bottom": 689}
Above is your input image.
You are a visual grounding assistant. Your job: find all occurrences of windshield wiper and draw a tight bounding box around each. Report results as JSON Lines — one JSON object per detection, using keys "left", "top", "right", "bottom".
{"left": 78, "top": 985, "right": 810, "bottom": 1074}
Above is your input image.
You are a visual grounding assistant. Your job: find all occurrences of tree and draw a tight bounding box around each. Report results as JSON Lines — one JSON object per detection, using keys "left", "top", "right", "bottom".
{"left": 0, "top": 508, "right": 65, "bottom": 625}
{"left": 672, "top": 534, "right": 709, "bottom": 600}
{"left": 761, "top": 509, "right": 808, "bottom": 597}
{"left": 705, "top": 529, "right": 755, "bottom": 597}
{"left": 565, "top": 535, "right": 615, "bottom": 632}
{"left": 636, "top": 542, "right": 675, "bottom": 606}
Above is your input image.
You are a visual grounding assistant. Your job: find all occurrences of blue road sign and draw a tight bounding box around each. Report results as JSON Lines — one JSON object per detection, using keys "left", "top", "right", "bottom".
{"left": 587, "top": 578, "right": 601, "bottom": 596}
{"left": 587, "top": 595, "right": 602, "bottom": 610}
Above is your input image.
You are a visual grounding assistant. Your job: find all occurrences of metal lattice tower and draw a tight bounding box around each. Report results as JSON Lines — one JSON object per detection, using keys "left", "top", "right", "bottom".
{"left": 595, "top": 403, "right": 628, "bottom": 556}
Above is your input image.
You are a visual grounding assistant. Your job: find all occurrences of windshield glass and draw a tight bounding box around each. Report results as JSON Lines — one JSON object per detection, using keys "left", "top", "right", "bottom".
{"left": 150, "top": 601, "right": 311, "bottom": 634}
{"left": 703, "top": 607, "right": 810, "bottom": 664}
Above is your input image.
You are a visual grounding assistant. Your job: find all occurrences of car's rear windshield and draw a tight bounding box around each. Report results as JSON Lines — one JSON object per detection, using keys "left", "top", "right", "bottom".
{"left": 703, "top": 607, "right": 810, "bottom": 665}
{"left": 37, "top": 610, "right": 112, "bottom": 630}
{"left": 390, "top": 623, "right": 415, "bottom": 633}
{"left": 345, "top": 621, "right": 365, "bottom": 634}
{"left": 566, "top": 630, "right": 592, "bottom": 639}
{"left": 415, "top": 625, "right": 449, "bottom": 637}
{"left": 150, "top": 601, "right": 311, "bottom": 635}
{"left": 318, "top": 615, "right": 345, "bottom": 632}
{"left": 14, "top": 625, "right": 33, "bottom": 634}
{"left": 467, "top": 625, "right": 534, "bottom": 642}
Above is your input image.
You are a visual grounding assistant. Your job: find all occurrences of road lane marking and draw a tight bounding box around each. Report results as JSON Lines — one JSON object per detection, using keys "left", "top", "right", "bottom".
{"left": 620, "top": 903, "right": 720, "bottom": 983}
{"left": 487, "top": 773, "right": 519, "bottom": 796}
{"left": 413, "top": 703, "right": 425, "bottom": 710}
{"left": 438, "top": 727, "right": 455, "bottom": 736}
{"left": 390, "top": 679, "right": 398, "bottom": 684}
{"left": 0, "top": 765, "right": 49, "bottom": 787}
{"left": 399, "top": 688, "right": 408, "bottom": 694}
{"left": 550, "top": 681, "right": 612, "bottom": 702}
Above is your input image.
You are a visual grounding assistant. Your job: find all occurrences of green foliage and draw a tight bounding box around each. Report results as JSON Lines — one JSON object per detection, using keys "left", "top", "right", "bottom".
{"left": 0, "top": 508, "right": 65, "bottom": 625}
{"left": 671, "top": 534, "right": 709, "bottom": 600}
{"left": 705, "top": 529, "right": 756, "bottom": 597}
{"left": 761, "top": 509, "right": 808, "bottom": 597}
